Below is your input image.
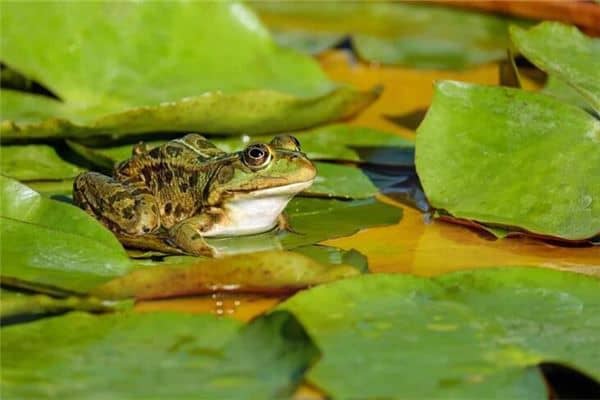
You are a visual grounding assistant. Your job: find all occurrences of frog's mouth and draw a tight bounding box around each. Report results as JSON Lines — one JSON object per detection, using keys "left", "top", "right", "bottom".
{"left": 239, "top": 179, "right": 314, "bottom": 198}
{"left": 227, "top": 179, "right": 314, "bottom": 198}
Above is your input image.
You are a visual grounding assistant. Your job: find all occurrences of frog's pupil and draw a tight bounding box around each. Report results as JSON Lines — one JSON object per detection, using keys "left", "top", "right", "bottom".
{"left": 250, "top": 148, "right": 264, "bottom": 158}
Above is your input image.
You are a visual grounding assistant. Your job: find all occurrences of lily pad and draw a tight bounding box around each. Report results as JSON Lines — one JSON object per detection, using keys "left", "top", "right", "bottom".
{"left": 0, "top": 310, "right": 318, "bottom": 399}
{"left": 282, "top": 197, "right": 403, "bottom": 248}
{"left": 416, "top": 81, "right": 600, "bottom": 240}
{"left": 309, "top": 162, "right": 378, "bottom": 199}
{"left": 252, "top": 1, "right": 527, "bottom": 69}
{"left": 0, "top": 288, "right": 125, "bottom": 323}
{"left": 93, "top": 250, "right": 360, "bottom": 300}
{"left": 279, "top": 268, "right": 600, "bottom": 399}
{"left": 1, "top": 144, "right": 82, "bottom": 181}
{"left": 510, "top": 22, "right": 600, "bottom": 112}
{"left": 0, "top": 1, "right": 377, "bottom": 141}
{"left": 0, "top": 176, "right": 132, "bottom": 293}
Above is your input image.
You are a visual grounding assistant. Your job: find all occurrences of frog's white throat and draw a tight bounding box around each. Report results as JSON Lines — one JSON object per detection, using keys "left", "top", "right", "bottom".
{"left": 202, "top": 180, "right": 313, "bottom": 237}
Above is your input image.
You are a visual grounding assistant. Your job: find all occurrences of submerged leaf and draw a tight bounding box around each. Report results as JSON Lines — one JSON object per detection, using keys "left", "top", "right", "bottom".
{"left": 0, "top": 177, "right": 131, "bottom": 292}
{"left": 0, "top": 144, "right": 82, "bottom": 181}
{"left": 279, "top": 268, "right": 600, "bottom": 399}
{"left": 416, "top": 81, "right": 600, "bottom": 240}
{"left": 252, "top": 1, "right": 527, "bottom": 69}
{"left": 0, "top": 1, "right": 377, "bottom": 140}
{"left": 1, "top": 310, "right": 317, "bottom": 399}
{"left": 510, "top": 22, "right": 600, "bottom": 112}
{"left": 93, "top": 251, "right": 360, "bottom": 300}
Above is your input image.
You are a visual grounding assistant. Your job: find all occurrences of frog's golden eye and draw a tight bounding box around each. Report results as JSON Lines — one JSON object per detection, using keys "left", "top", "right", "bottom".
{"left": 243, "top": 144, "right": 271, "bottom": 169}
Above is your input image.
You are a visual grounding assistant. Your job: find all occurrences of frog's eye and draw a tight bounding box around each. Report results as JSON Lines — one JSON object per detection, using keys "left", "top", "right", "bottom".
{"left": 243, "top": 144, "right": 271, "bottom": 169}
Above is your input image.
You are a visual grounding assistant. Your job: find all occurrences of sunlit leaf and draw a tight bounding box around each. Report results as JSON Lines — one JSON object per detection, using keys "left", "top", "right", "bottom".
{"left": 252, "top": 1, "right": 528, "bottom": 69}
{"left": 510, "top": 22, "right": 600, "bottom": 112}
{"left": 0, "top": 176, "right": 131, "bottom": 293}
{"left": 0, "top": 1, "right": 377, "bottom": 141}
{"left": 93, "top": 251, "right": 360, "bottom": 300}
{"left": 279, "top": 268, "right": 600, "bottom": 398}
{"left": 1, "top": 144, "right": 82, "bottom": 181}
{"left": 416, "top": 81, "right": 600, "bottom": 240}
{"left": 1, "top": 310, "right": 318, "bottom": 399}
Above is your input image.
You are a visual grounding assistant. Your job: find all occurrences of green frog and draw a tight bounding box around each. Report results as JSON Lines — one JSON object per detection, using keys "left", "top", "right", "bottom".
{"left": 73, "top": 134, "right": 316, "bottom": 256}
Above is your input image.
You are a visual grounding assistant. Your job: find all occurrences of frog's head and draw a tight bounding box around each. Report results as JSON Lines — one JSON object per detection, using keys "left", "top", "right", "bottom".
{"left": 209, "top": 135, "right": 316, "bottom": 202}
{"left": 202, "top": 135, "right": 316, "bottom": 236}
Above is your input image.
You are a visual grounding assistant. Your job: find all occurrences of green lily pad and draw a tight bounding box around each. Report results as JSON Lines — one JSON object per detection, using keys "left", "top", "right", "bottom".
{"left": 252, "top": 2, "right": 528, "bottom": 69}
{"left": 282, "top": 197, "right": 402, "bottom": 248}
{"left": 279, "top": 268, "right": 600, "bottom": 399}
{"left": 1, "top": 310, "right": 318, "bottom": 399}
{"left": 0, "top": 176, "right": 132, "bottom": 293}
{"left": 416, "top": 81, "right": 600, "bottom": 240}
{"left": 1, "top": 144, "right": 82, "bottom": 181}
{"left": 309, "top": 162, "right": 378, "bottom": 199}
{"left": 0, "top": 288, "right": 125, "bottom": 322}
{"left": 510, "top": 22, "right": 600, "bottom": 112}
{"left": 0, "top": 1, "right": 377, "bottom": 141}
{"left": 93, "top": 250, "right": 360, "bottom": 300}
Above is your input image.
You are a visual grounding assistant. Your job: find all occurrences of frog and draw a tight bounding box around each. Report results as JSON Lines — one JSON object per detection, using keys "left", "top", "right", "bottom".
{"left": 72, "top": 134, "right": 316, "bottom": 256}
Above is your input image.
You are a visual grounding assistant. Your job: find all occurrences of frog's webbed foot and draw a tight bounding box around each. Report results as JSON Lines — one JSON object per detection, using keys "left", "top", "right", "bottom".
{"left": 168, "top": 215, "right": 216, "bottom": 257}
{"left": 73, "top": 172, "right": 160, "bottom": 236}
{"left": 277, "top": 213, "right": 302, "bottom": 234}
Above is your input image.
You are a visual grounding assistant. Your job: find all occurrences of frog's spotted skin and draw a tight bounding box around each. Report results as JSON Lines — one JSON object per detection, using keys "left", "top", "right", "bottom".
{"left": 73, "top": 134, "right": 316, "bottom": 256}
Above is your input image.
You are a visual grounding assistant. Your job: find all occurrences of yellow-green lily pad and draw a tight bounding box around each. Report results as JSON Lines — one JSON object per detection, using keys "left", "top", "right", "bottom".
{"left": 416, "top": 81, "right": 600, "bottom": 240}
{"left": 0, "top": 176, "right": 132, "bottom": 293}
{"left": 0, "top": 1, "right": 376, "bottom": 141}
{"left": 510, "top": 22, "right": 600, "bottom": 113}
{"left": 1, "top": 144, "right": 83, "bottom": 181}
{"left": 278, "top": 268, "right": 600, "bottom": 399}
{"left": 1, "top": 310, "right": 318, "bottom": 399}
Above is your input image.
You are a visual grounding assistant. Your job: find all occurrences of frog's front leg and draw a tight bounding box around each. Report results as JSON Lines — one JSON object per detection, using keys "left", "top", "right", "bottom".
{"left": 73, "top": 172, "right": 160, "bottom": 235}
{"left": 167, "top": 214, "right": 217, "bottom": 257}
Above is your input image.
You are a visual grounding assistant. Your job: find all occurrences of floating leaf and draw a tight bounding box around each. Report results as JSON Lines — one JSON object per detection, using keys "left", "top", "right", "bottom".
{"left": 309, "top": 162, "right": 378, "bottom": 199}
{"left": 1, "top": 310, "right": 318, "bottom": 399}
{"left": 0, "top": 177, "right": 131, "bottom": 293}
{"left": 1, "top": 144, "right": 82, "bottom": 181}
{"left": 416, "top": 81, "right": 600, "bottom": 240}
{"left": 93, "top": 251, "right": 360, "bottom": 300}
{"left": 0, "top": 1, "right": 377, "bottom": 141}
{"left": 279, "top": 268, "right": 600, "bottom": 399}
{"left": 510, "top": 22, "right": 600, "bottom": 112}
{"left": 0, "top": 288, "right": 124, "bottom": 323}
{"left": 252, "top": 1, "right": 527, "bottom": 69}
{"left": 282, "top": 197, "right": 403, "bottom": 248}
